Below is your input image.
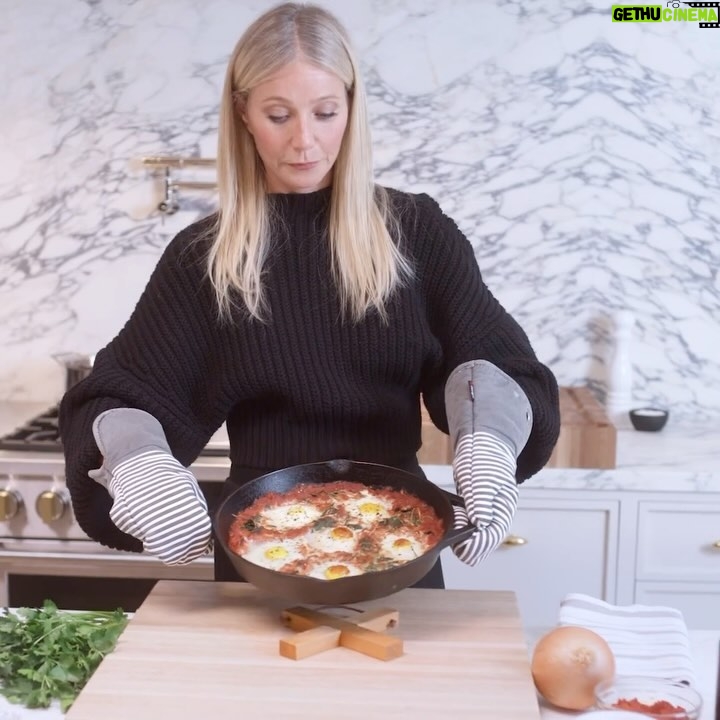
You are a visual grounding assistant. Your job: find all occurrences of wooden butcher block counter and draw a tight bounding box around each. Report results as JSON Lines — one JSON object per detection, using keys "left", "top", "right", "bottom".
{"left": 66, "top": 580, "right": 542, "bottom": 720}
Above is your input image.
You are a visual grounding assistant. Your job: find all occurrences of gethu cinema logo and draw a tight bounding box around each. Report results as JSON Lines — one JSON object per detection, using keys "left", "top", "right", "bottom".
{"left": 612, "top": 2, "right": 719, "bottom": 22}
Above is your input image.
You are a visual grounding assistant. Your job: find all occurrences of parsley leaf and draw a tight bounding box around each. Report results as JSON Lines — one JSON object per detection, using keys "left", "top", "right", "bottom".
{"left": 379, "top": 516, "right": 403, "bottom": 529}
{"left": 312, "top": 516, "right": 337, "bottom": 530}
{"left": 0, "top": 599, "right": 128, "bottom": 712}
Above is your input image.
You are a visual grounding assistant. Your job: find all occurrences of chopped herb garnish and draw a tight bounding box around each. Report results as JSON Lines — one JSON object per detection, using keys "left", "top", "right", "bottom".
{"left": 367, "top": 556, "right": 395, "bottom": 572}
{"left": 312, "top": 516, "right": 337, "bottom": 530}
{"left": 380, "top": 516, "right": 404, "bottom": 529}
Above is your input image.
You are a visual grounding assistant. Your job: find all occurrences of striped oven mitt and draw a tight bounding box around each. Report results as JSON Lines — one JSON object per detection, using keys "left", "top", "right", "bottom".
{"left": 444, "top": 360, "right": 533, "bottom": 566}
{"left": 89, "top": 408, "right": 212, "bottom": 565}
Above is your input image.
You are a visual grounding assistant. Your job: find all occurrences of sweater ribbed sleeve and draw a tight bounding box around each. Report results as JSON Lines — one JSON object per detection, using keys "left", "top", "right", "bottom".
{"left": 58, "top": 217, "right": 231, "bottom": 551}
{"left": 411, "top": 193, "right": 560, "bottom": 482}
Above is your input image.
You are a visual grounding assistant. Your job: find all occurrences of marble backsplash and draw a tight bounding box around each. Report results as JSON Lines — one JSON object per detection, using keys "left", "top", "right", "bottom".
{"left": 1, "top": 0, "right": 718, "bottom": 423}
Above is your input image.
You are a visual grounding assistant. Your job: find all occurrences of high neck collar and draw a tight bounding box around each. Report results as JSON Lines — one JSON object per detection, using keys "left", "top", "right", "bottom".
{"left": 268, "top": 186, "right": 332, "bottom": 213}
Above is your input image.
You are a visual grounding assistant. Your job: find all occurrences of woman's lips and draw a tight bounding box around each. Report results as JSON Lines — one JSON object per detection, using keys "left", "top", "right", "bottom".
{"left": 288, "top": 161, "right": 319, "bottom": 171}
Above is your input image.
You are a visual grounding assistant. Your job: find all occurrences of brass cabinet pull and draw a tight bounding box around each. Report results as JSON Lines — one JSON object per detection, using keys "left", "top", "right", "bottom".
{"left": 712, "top": 540, "right": 720, "bottom": 550}
{"left": 503, "top": 534, "right": 528, "bottom": 546}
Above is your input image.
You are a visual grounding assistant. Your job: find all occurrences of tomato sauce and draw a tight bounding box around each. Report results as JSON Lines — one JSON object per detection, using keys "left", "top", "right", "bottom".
{"left": 612, "top": 697, "right": 689, "bottom": 717}
{"left": 227, "top": 480, "right": 446, "bottom": 576}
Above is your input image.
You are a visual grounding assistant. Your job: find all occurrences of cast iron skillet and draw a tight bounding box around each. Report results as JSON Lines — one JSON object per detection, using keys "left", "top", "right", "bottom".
{"left": 213, "top": 459, "right": 476, "bottom": 604}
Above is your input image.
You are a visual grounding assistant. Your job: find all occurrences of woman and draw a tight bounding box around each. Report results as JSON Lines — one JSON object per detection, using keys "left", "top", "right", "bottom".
{"left": 58, "top": 3, "right": 560, "bottom": 588}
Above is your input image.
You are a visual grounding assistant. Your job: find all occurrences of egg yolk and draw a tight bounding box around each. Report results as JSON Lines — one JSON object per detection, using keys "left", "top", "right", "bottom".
{"left": 331, "top": 526, "right": 354, "bottom": 540}
{"left": 324, "top": 564, "right": 350, "bottom": 579}
{"left": 393, "top": 538, "right": 412, "bottom": 549}
{"left": 287, "top": 505, "right": 309, "bottom": 519}
{"left": 359, "top": 502, "right": 383, "bottom": 517}
{"left": 264, "top": 546, "right": 289, "bottom": 561}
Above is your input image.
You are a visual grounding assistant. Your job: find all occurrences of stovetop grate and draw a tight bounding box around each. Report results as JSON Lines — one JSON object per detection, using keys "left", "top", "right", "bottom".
{"left": 0, "top": 405, "right": 62, "bottom": 452}
{"left": 0, "top": 405, "right": 228, "bottom": 457}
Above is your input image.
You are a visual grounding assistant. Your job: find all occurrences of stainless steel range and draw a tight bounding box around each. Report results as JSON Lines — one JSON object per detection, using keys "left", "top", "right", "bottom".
{"left": 0, "top": 403, "right": 230, "bottom": 611}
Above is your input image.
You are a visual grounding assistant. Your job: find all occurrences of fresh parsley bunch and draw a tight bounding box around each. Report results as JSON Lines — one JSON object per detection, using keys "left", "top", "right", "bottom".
{"left": 0, "top": 599, "right": 128, "bottom": 711}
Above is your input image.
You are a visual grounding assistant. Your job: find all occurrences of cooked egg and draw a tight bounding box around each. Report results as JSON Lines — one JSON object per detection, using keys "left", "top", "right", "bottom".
{"left": 380, "top": 534, "right": 425, "bottom": 562}
{"left": 307, "top": 561, "right": 362, "bottom": 580}
{"left": 258, "top": 502, "right": 323, "bottom": 530}
{"left": 343, "top": 493, "right": 391, "bottom": 524}
{"left": 242, "top": 539, "right": 305, "bottom": 570}
{"left": 309, "top": 525, "right": 357, "bottom": 553}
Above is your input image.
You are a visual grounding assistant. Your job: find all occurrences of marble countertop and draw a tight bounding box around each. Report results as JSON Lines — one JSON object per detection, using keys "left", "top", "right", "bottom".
{"left": 0, "top": 401, "right": 718, "bottom": 491}
{"left": 523, "top": 418, "right": 720, "bottom": 493}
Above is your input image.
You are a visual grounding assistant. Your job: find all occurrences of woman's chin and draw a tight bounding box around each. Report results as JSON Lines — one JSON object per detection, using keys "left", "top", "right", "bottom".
{"left": 270, "top": 167, "right": 332, "bottom": 194}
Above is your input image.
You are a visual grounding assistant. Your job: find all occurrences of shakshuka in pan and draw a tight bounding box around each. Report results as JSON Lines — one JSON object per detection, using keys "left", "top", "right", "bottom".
{"left": 227, "top": 481, "right": 445, "bottom": 580}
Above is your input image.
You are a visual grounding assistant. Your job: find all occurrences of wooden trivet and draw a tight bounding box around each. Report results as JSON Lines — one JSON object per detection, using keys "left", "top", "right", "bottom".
{"left": 279, "top": 605, "right": 402, "bottom": 661}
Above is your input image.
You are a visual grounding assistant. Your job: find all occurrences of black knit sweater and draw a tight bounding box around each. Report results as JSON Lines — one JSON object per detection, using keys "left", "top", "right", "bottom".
{"left": 58, "top": 187, "right": 560, "bottom": 552}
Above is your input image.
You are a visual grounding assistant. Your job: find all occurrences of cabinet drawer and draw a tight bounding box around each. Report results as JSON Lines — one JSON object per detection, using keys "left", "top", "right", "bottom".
{"left": 635, "top": 581, "right": 720, "bottom": 630}
{"left": 636, "top": 502, "right": 720, "bottom": 581}
{"left": 441, "top": 500, "right": 619, "bottom": 628}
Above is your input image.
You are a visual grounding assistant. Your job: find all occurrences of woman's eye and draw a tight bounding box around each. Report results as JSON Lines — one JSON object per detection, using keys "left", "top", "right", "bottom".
{"left": 266, "top": 111, "right": 336, "bottom": 123}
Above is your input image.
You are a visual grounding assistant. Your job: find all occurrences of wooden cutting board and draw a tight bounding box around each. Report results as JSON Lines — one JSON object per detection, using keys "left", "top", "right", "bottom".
{"left": 546, "top": 386, "right": 617, "bottom": 469}
{"left": 66, "top": 580, "right": 541, "bottom": 720}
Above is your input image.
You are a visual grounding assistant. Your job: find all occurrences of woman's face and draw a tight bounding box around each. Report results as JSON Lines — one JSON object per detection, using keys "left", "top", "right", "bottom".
{"left": 242, "top": 59, "right": 349, "bottom": 194}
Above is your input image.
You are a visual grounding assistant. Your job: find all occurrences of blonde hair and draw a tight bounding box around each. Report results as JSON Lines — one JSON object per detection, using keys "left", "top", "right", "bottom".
{"left": 210, "top": 2, "right": 412, "bottom": 322}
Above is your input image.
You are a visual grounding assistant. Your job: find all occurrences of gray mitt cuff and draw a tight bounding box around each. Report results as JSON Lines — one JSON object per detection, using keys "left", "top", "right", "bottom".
{"left": 444, "top": 359, "right": 533, "bottom": 457}
{"left": 91, "top": 408, "right": 172, "bottom": 468}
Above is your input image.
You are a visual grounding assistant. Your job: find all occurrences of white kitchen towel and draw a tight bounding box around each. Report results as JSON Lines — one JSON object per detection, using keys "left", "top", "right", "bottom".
{"left": 558, "top": 593, "right": 697, "bottom": 686}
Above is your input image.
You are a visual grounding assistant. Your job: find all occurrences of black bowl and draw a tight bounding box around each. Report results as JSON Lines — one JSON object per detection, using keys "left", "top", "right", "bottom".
{"left": 629, "top": 407, "right": 669, "bottom": 432}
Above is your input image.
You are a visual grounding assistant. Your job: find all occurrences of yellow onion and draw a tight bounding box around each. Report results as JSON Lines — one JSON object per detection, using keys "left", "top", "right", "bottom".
{"left": 531, "top": 625, "right": 616, "bottom": 710}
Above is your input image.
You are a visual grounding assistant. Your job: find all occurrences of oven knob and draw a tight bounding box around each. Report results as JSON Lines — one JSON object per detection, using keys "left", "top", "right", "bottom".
{"left": 0, "top": 488, "right": 23, "bottom": 520}
{"left": 36, "top": 490, "right": 68, "bottom": 522}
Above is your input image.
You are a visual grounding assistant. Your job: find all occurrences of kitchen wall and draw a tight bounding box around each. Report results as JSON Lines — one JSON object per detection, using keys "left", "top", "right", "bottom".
{"left": 1, "top": 0, "right": 718, "bottom": 423}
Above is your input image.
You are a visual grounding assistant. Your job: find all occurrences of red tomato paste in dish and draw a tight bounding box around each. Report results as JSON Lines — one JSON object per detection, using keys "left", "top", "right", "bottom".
{"left": 613, "top": 697, "right": 688, "bottom": 717}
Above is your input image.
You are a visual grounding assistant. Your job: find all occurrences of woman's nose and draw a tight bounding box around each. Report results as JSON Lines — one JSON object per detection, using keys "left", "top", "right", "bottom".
{"left": 291, "top": 119, "right": 313, "bottom": 151}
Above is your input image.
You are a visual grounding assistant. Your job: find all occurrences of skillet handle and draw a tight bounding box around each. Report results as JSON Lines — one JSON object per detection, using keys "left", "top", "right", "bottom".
{"left": 435, "top": 488, "right": 477, "bottom": 550}
{"left": 441, "top": 488, "right": 465, "bottom": 509}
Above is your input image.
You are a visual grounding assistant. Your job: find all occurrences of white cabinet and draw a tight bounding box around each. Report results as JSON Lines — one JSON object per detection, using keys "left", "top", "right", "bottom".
{"left": 440, "top": 495, "right": 620, "bottom": 628}
{"left": 636, "top": 502, "right": 720, "bottom": 582}
{"left": 632, "top": 500, "right": 720, "bottom": 628}
{"left": 635, "top": 582, "right": 720, "bottom": 625}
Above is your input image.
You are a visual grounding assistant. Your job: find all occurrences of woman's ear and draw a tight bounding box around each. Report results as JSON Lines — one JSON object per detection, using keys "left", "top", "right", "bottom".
{"left": 233, "top": 91, "right": 250, "bottom": 128}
